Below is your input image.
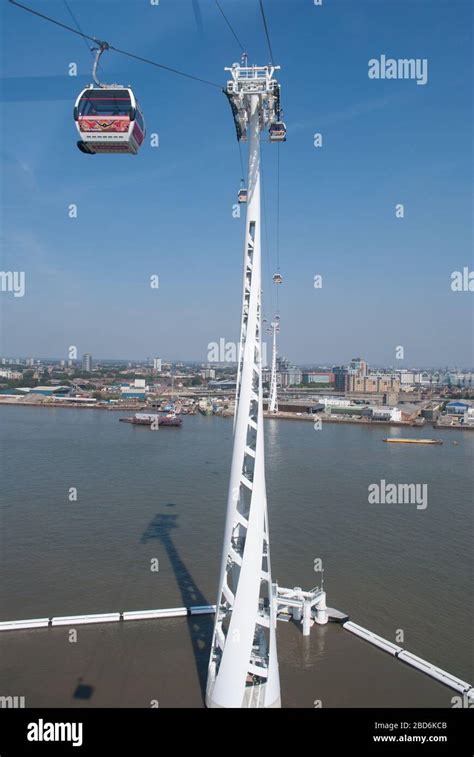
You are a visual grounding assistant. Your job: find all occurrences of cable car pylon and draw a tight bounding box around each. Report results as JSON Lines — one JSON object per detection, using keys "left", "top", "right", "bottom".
{"left": 206, "top": 61, "right": 284, "bottom": 709}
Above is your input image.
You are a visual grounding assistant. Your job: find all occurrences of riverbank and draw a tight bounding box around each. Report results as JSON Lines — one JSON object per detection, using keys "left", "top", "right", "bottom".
{"left": 263, "top": 410, "right": 474, "bottom": 430}
{"left": 2, "top": 398, "right": 473, "bottom": 430}
{"left": 263, "top": 411, "right": 416, "bottom": 427}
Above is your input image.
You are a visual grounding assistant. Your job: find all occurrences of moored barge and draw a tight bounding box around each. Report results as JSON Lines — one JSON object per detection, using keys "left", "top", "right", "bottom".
{"left": 120, "top": 413, "right": 182, "bottom": 427}
{"left": 383, "top": 437, "right": 442, "bottom": 445}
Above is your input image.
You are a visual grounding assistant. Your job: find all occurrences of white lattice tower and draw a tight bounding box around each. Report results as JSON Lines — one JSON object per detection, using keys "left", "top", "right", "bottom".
{"left": 206, "top": 64, "right": 282, "bottom": 709}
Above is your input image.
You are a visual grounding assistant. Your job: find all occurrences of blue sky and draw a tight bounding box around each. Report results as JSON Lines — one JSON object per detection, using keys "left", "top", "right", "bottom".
{"left": 0, "top": 0, "right": 472, "bottom": 367}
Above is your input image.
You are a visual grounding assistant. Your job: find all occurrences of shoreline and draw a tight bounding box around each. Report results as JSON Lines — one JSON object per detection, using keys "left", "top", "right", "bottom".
{"left": 263, "top": 411, "right": 415, "bottom": 427}
{"left": 1, "top": 399, "right": 473, "bottom": 430}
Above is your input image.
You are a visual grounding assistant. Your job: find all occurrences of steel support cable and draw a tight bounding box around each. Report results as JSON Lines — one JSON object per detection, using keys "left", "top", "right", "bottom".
{"left": 215, "top": 0, "right": 245, "bottom": 53}
{"left": 63, "top": 0, "right": 95, "bottom": 60}
{"left": 260, "top": 147, "right": 276, "bottom": 319}
{"left": 276, "top": 142, "right": 281, "bottom": 314}
{"left": 258, "top": 0, "right": 274, "bottom": 65}
{"left": 238, "top": 140, "right": 246, "bottom": 183}
{"left": 9, "top": 0, "right": 222, "bottom": 88}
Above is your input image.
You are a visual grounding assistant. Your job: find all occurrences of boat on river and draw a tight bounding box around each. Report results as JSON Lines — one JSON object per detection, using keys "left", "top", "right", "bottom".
{"left": 383, "top": 438, "right": 442, "bottom": 445}
{"left": 120, "top": 412, "right": 182, "bottom": 427}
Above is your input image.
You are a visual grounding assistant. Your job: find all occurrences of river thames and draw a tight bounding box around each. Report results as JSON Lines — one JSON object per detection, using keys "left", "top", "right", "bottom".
{"left": 1, "top": 406, "right": 472, "bottom": 706}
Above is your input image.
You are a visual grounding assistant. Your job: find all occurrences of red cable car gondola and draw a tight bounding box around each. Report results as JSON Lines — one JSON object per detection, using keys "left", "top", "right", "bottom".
{"left": 238, "top": 187, "right": 248, "bottom": 203}
{"left": 74, "top": 43, "right": 146, "bottom": 155}
{"left": 269, "top": 121, "right": 287, "bottom": 143}
{"left": 237, "top": 177, "right": 248, "bottom": 203}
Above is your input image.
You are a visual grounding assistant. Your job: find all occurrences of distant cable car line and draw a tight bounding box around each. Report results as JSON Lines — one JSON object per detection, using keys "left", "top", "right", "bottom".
{"left": 8, "top": 0, "right": 222, "bottom": 89}
{"left": 214, "top": 0, "right": 249, "bottom": 188}
{"left": 258, "top": 0, "right": 275, "bottom": 66}
{"left": 238, "top": 141, "right": 246, "bottom": 182}
{"left": 215, "top": 0, "right": 246, "bottom": 53}
{"left": 11, "top": 0, "right": 283, "bottom": 248}
{"left": 63, "top": 0, "right": 96, "bottom": 63}
{"left": 276, "top": 142, "right": 281, "bottom": 270}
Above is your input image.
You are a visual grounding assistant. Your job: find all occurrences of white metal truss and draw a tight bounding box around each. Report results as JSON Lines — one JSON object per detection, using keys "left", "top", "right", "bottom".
{"left": 268, "top": 320, "right": 279, "bottom": 413}
{"left": 224, "top": 63, "right": 282, "bottom": 143}
{"left": 206, "top": 65, "right": 282, "bottom": 709}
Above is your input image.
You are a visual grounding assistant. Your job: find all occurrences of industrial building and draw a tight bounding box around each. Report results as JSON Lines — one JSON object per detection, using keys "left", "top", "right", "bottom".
{"left": 445, "top": 401, "right": 471, "bottom": 415}
{"left": 21, "top": 385, "right": 72, "bottom": 396}
{"left": 120, "top": 379, "right": 147, "bottom": 401}
{"left": 277, "top": 357, "right": 302, "bottom": 387}
{"left": 332, "top": 366, "right": 349, "bottom": 392}
{"left": 347, "top": 375, "right": 401, "bottom": 394}
{"left": 301, "top": 371, "right": 335, "bottom": 385}
{"left": 349, "top": 357, "right": 368, "bottom": 377}
{"left": 317, "top": 397, "right": 355, "bottom": 410}
{"left": 208, "top": 379, "right": 237, "bottom": 390}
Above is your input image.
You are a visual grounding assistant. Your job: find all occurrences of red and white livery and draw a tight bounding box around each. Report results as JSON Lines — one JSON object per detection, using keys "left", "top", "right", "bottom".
{"left": 74, "top": 85, "right": 146, "bottom": 155}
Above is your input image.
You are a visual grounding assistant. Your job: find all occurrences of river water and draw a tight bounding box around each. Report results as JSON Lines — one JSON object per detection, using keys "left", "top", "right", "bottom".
{"left": 0, "top": 406, "right": 472, "bottom": 706}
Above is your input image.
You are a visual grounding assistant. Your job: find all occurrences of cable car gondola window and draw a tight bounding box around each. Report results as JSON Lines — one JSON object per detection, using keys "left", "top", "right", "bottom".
{"left": 78, "top": 91, "right": 132, "bottom": 118}
{"left": 135, "top": 109, "right": 145, "bottom": 132}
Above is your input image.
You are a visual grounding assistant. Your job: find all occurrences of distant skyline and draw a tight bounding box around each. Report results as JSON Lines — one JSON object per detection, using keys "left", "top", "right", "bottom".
{"left": 1, "top": 0, "right": 472, "bottom": 365}
{"left": 1, "top": 354, "right": 473, "bottom": 373}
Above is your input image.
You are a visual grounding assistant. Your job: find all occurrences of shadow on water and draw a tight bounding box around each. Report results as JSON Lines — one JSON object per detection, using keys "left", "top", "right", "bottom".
{"left": 73, "top": 679, "right": 94, "bottom": 701}
{"left": 141, "top": 512, "right": 214, "bottom": 700}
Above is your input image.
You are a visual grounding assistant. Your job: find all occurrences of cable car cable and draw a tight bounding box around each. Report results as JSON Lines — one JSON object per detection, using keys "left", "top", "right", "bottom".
{"left": 276, "top": 142, "right": 280, "bottom": 273}
{"left": 258, "top": 0, "right": 274, "bottom": 66}
{"left": 214, "top": 0, "right": 250, "bottom": 188}
{"left": 8, "top": 0, "right": 222, "bottom": 89}
{"left": 63, "top": 0, "right": 96, "bottom": 62}
{"left": 9, "top": 0, "right": 104, "bottom": 44}
{"left": 215, "top": 0, "right": 246, "bottom": 53}
{"left": 238, "top": 141, "right": 246, "bottom": 183}
{"left": 107, "top": 46, "right": 222, "bottom": 89}
{"left": 112, "top": 49, "right": 219, "bottom": 90}
{"left": 260, "top": 149, "right": 276, "bottom": 318}
{"left": 276, "top": 143, "right": 281, "bottom": 314}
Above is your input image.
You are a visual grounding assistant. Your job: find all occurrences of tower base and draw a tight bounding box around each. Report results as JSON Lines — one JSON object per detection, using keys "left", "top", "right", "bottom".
{"left": 206, "top": 692, "right": 281, "bottom": 708}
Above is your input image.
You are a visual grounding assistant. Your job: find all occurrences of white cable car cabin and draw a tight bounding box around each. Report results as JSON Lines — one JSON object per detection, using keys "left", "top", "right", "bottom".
{"left": 74, "top": 86, "right": 146, "bottom": 154}
{"left": 269, "top": 121, "right": 287, "bottom": 142}
{"left": 238, "top": 186, "right": 248, "bottom": 203}
{"left": 273, "top": 273, "right": 283, "bottom": 284}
